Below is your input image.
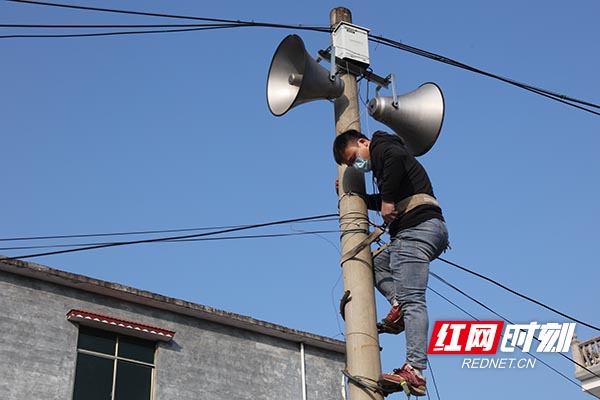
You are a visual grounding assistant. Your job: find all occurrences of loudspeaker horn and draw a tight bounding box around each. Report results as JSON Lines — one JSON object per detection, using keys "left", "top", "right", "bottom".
{"left": 367, "top": 82, "right": 445, "bottom": 156}
{"left": 267, "top": 34, "right": 344, "bottom": 117}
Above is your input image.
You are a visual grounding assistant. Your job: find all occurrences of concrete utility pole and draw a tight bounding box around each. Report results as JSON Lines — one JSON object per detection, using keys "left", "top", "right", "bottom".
{"left": 331, "top": 7, "right": 384, "bottom": 400}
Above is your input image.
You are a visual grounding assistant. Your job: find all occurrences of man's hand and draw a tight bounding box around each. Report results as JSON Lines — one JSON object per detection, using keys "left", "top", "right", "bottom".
{"left": 381, "top": 200, "right": 398, "bottom": 224}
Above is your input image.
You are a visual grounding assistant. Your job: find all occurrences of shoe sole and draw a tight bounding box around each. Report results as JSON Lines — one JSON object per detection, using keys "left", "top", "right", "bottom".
{"left": 379, "top": 376, "right": 406, "bottom": 394}
{"left": 376, "top": 322, "right": 405, "bottom": 335}
{"left": 407, "top": 384, "right": 426, "bottom": 396}
{"left": 379, "top": 376, "right": 426, "bottom": 397}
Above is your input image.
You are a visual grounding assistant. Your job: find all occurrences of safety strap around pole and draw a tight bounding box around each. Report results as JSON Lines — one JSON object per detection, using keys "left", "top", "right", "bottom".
{"left": 340, "top": 227, "right": 385, "bottom": 265}
{"left": 372, "top": 241, "right": 390, "bottom": 258}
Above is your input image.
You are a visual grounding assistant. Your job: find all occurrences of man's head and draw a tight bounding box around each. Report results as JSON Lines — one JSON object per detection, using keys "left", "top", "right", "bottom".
{"left": 333, "top": 129, "right": 371, "bottom": 167}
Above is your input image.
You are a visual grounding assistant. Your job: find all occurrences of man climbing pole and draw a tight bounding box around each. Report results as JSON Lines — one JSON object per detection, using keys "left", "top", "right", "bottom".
{"left": 333, "top": 129, "right": 449, "bottom": 397}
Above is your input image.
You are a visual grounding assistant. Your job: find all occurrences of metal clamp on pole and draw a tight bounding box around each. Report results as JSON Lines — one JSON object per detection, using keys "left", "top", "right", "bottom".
{"left": 375, "top": 73, "right": 398, "bottom": 107}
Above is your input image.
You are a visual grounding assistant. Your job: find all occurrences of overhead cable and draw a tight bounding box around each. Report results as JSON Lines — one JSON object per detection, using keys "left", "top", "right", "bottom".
{"left": 7, "top": 0, "right": 599, "bottom": 116}
{"left": 0, "top": 213, "right": 337, "bottom": 261}
{"left": 0, "top": 25, "right": 248, "bottom": 39}
{"left": 438, "top": 257, "right": 600, "bottom": 332}
{"left": 0, "top": 23, "right": 242, "bottom": 28}
{"left": 0, "top": 230, "right": 339, "bottom": 251}
{"left": 0, "top": 217, "right": 338, "bottom": 242}
{"left": 368, "top": 35, "right": 600, "bottom": 116}
{"left": 4, "top": 0, "right": 329, "bottom": 32}
{"left": 429, "top": 272, "right": 588, "bottom": 388}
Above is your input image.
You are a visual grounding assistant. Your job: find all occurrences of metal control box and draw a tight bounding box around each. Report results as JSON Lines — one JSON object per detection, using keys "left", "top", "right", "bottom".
{"left": 332, "top": 22, "right": 370, "bottom": 67}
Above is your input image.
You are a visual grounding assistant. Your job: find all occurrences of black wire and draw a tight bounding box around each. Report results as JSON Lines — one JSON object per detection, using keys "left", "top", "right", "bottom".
{"left": 428, "top": 285, "right": 478, "bottom": 320}
{"left": 0, "top": 217, "right": 339, "bottom": 242}
{"left": 430, "top": 271, "right": 508, "bottom": 321}
{"left": 5, "top": 0, "right": 330, "bottom": 33}
{"left": 369, "top": 36, "right": 600, "bottom": 116}
{"left": 438, "top": 257, "right": 600, "bottom": 332}
{"left": 0, "top": 225, "right": 245, "bottom": 242}
{"left": 0, "top": 230, "right": 340, "bottom": 251}
{"left": 9, "top": 0, "right": 599, "bottom": 116}
{"left": 0, "top": 213, "right": 338, "bottom": 261}
{"left": 429, "top": 273, "right": 585, "bottom": 388}
{"left": 426, "top": 360, "right": 441, "bottom": 400}
{"left": 0, "top": 25, "right": 247, "bottom": 39}
{"left": 0, "top": 23, "right": 238, "bottom": 28}
{"left": 4, "top": 0, "right": 262, "bottom": 24}
{"left": 368, "top": 35, "right": 600, "bottom": 110}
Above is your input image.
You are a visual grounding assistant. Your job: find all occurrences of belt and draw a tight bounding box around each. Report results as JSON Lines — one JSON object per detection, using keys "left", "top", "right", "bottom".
{"left": 395, "top": 193, "right": 439, "bottom": 216}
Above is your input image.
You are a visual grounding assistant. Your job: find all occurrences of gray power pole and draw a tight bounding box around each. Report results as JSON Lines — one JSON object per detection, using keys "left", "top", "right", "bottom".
{"left": 331, "top": 7, "right": 384, "bottom": 400}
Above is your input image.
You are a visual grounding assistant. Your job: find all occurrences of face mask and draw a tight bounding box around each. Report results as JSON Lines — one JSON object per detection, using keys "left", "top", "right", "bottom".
{"left": 353, "top": 156, "right": 371, "bottom": 172}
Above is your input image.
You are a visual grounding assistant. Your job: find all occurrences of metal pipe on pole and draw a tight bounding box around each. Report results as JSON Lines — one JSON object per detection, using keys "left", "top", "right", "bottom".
{"left": 331, "top": 7, "right": 384, "bottom": 400}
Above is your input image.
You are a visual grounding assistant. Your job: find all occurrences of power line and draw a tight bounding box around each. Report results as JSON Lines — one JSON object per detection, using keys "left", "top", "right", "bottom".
{"left": 431, "top": 270, "right": 600, "bottom": 383}
{"left": 0, "top": 230, "right": 339, "bottom": 251}
{"left": 428, "top": 285, "right": 478, "bottom": 320}
{"left": 0, "top": 23, "right": 240, "bottom": 28}
{"left": 0, "top": 217, "right": 338, "bottom": 242}
{"left": 438, "top": 257, "right": 600, "bottom": 332}
{"left": 5, "top": 0, "right": 260, "bottom": 24}
{"left": 4, "top": 0, "right": 329, "bottom": 32}
{"left": 368, "top": 35, "right": 600, "bottom": 116}
{"left": 7, "top": 0, "right": 599, "bottom": 116}
{"left": 0, "top": 213, "right": 338, "bottom": 261}
{"left": 426, "top": 360, "right": 442, "bottom": 400}
{"left": 431, "top": 261, "right": 600, "bottom": 389}
{"left": 0, "top": 25, "right": 247, "bottom": 39}
{"left": 429, "top": 272, "right": 585, "bottom": 389}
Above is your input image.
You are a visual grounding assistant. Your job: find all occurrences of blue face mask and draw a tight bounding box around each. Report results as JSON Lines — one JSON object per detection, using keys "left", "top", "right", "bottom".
{"left": 353, "top": 156, "right": 371, "bottom": 172}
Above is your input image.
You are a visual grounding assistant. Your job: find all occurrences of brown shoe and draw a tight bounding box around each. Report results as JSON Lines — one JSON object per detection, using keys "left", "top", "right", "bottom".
{"left": 377, "top": 304, "right": 405, "bottom": 334}
{"left": 380, "top": 363, "right": 426, "bottom": 396}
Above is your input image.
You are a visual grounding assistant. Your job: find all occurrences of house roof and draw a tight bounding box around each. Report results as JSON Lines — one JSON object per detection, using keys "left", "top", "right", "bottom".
{"left": 67, "top": 309, "right": 176, "bottom": 342}
{"left": 0, "top": 257, "right": 345, "bottom": 354}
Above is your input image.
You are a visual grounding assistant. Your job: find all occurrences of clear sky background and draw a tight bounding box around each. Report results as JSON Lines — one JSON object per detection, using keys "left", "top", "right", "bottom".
{"left": 2, "top": 1, "right": 599, "bottom": 399}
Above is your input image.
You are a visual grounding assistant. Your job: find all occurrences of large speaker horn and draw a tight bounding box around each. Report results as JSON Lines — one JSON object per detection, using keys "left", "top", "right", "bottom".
{"left": 267, "top": 34, "right": 344, "bottom": 116}
{"left": 368, "top": 83, "right": 445, "bottom": 156}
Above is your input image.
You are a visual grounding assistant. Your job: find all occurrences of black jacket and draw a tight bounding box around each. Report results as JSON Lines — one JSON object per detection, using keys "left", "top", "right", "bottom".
{"left": 366, "top": 131, "right": 444, "bottom": 236}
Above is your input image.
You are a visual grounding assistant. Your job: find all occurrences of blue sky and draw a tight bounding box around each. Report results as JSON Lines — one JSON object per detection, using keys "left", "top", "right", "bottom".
{"left": 2, "top": 1, "right": 599, "bottom": 399}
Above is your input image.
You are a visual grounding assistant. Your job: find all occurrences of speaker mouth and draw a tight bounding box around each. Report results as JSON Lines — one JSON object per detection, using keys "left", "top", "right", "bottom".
{"left": 266, "top": 35, "right": 305, "bottom": 116}
{"left": 266, "top": 34, "right": 344, "bottom": 117}
{"left": 367, "top": 83, "right": 445, "bottom": 156}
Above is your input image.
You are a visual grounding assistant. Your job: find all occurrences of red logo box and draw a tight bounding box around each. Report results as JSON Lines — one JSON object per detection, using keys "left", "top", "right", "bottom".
{"left": 428, "top": 321, "right": 504, "bottom": 354}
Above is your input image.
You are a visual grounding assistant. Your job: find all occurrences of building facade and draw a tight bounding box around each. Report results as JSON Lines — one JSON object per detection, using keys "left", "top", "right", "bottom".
{"left": 572, "top": 334, "right": 600, "bottom": 399}
{"left": 0, "top": 258, "right": 345, "bottom": 400}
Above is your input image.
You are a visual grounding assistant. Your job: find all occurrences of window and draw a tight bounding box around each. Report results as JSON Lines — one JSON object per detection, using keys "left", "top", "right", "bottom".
{"left": 72, "top": 326, "right": 155, "bottom": 400}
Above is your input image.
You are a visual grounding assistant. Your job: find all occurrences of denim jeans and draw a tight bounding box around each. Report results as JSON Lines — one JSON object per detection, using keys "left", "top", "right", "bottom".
{"left": 373, "top": 218, "right": 448, "bottom": 370}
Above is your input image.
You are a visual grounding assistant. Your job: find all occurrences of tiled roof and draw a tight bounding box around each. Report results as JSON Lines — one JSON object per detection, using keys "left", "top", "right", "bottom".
{"left": 67, "top": 309, "right": 175, "bottom": 342}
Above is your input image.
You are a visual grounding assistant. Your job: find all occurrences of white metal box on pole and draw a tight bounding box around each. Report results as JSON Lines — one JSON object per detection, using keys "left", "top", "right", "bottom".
{"left": 332, "top": 22, "right": 370, "bottom": 67}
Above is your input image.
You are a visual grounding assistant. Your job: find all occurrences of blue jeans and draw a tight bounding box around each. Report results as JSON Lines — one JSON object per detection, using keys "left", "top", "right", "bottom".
{"left": 373, "top": 218, "right": 448, "bottom": 370}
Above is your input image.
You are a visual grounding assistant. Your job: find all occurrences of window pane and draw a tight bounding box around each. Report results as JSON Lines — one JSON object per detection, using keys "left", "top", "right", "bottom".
{"left": 72, "top": 353, "right": 114, "bottom": 400}
{"left": 77, "top": 326, "right": 117, "bottom": 355}
{"left": 114, "top": 360, "right": 153, "bottom": 400}
{"left": 118, "top": 335, "right": 155, "bottom": 364}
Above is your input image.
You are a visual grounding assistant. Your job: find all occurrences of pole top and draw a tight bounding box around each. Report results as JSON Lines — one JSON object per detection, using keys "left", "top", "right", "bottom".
{"left": 330, "top": 7, "right": 352, "bottom": 25}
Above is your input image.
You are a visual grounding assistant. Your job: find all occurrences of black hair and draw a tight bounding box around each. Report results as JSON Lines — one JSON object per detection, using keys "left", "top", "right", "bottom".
{"left": 333, "top": 129, "right": 368, "bottom": 165}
